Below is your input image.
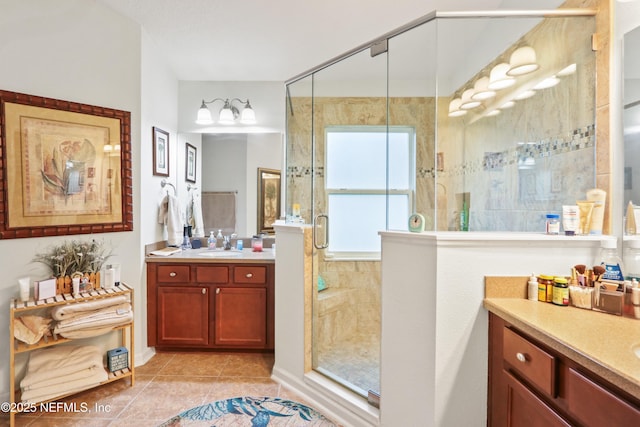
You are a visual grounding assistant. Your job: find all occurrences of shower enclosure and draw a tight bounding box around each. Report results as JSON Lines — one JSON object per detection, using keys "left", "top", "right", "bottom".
{"left": 285, "top": 8, "right": 596, "bottom": 403}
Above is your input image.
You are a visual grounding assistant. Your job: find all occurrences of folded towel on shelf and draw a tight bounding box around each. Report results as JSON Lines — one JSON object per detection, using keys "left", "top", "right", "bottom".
{"left": 20, "top": 346, "right": 103, "bottom": 389}
{"left": 54, "top": 303, "right": 131, "bottom": 329}
{"left": 158, "top": 193, "right": 184, "bottom": 246}
{"left": 22, "top": 366, "right": 104, "bottom": 392}
{"left": 21, "top": 369, "right": 108, "bottom": 404}
{"left": 57, "top": 326, "right": 116, "bottom": 339}
{"left": 50, "top": 295, "right": 129, "bottom": 321}
{"left": 53, "top": 308, "right": 132, "bottom": 334}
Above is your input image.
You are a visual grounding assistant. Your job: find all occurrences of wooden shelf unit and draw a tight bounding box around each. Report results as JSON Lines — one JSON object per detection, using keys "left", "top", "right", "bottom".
{"left": 9, "top": 284, "right": 135, "bottom": 426}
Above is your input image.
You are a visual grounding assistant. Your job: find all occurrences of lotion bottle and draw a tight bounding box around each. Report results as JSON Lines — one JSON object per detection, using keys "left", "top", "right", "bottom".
{"left": 528, "top": 273, "right": 538, "bottom": 301}
{"left": 208, "top": 231, "right": 216, "bottom": 250}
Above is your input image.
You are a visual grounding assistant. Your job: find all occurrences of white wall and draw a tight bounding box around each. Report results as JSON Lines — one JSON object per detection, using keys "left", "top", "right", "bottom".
{"left": 178, "top": 81, "right": 285, "bottom": 134}
{"left": 0, "top": 0, "right": 143, "bottom": 401}
{"left": 0, "top": 0, "right": 181, "bottom": 401}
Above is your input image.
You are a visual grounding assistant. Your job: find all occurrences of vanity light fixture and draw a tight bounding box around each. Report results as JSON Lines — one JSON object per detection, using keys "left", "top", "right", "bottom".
{"left": 195, "top": 98, "right": 257, "bottom": 125}
{"left": 533, "top": 76, "right": 561, "bottom": 90}
{"left": 557, "top": 63, "right": 577, "bottom": 76}
{"left": 514, "top": 89, "right": 537, "bottom": 100}
{"left": 460, "top": 89, "right": 482, "bottom": 110}
{"left": 500, "top": 100, "right": 516, "bottom": 109}
{"left": 488, "top": 63, "right": 516, "bottom": 90}
{"left": 448, "top": 98, "right": 467, "bottom": 117}
{"left": 471, "top": 77, "right": 497, "bottom": 101}
{"left": 485, "top": 109, "right": 501, "bottom": 117}
{"left": 506, "top": 46, "right": 539, "bottom": 76}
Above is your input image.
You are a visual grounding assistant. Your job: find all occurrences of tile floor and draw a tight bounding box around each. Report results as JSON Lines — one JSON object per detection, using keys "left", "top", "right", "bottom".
{"left": 3, "top": 351, "right": 324, "bottom": 427}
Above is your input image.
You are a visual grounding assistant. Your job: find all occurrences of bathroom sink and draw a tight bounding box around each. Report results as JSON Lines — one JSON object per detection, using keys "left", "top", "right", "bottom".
{"left": 198, "top": 251, "right": 242, "bottom": 257}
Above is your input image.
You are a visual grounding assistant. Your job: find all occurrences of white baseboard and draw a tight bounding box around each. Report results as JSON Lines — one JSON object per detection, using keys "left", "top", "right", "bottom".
{"left": 271, "top": 366, "right": 379, "bottom": 427}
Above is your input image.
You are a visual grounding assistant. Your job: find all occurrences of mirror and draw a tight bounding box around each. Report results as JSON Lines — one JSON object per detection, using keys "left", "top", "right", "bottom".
{"left": 623, "top": 25, "right": 640, "bottom": 235}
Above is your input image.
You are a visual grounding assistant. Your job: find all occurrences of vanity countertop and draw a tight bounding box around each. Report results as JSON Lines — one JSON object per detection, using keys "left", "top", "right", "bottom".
{"left": 145, "top": 247, "right": 275, "bottom": 264}
{"left": 484, "top": 277, "right": 640, "bottom": 400}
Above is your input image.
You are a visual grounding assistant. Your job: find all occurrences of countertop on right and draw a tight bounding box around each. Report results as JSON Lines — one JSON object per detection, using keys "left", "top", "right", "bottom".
{"left": 484, "top": 276, "right": 640, "bottom": 401}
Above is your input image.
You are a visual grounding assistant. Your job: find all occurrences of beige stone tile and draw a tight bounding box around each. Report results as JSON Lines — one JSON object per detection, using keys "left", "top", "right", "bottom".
{"left": 134, "top": 351, "right": 175, "bottom": 375}
{"left": 157, "top": 352, "right": 229, "bottom": 376}
{"left": 219, "top": 353, "right": 275, "bottom": 377}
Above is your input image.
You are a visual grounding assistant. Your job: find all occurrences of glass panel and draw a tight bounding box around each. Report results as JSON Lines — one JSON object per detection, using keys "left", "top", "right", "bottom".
{"left": 311, "top": 46, "right": 387, "bottom": 397}
{"left": 285, "top": 75, "right": 313, "bottom": 224}
{"left": 435, "top": 16, "right": 596, "bottom": 232}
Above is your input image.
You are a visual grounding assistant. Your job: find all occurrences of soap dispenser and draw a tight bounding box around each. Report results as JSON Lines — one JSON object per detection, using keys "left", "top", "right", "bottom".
{"left": 208, "top": 231, "right": 217, "bottom": 250}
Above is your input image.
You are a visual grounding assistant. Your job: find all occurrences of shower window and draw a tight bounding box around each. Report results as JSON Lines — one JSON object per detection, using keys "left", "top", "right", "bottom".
{"left": 325, "top": 126, "right": 415, "bottom": 256}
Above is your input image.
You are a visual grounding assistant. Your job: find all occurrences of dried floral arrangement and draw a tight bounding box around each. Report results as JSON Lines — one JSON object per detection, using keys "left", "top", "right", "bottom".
{"left": 32, "top": 239, "right": 112, "bottom": 278}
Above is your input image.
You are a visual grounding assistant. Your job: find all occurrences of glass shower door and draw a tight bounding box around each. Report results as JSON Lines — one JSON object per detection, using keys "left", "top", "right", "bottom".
{"left": 310, "top": 45, "right": 388, "bottom": 400}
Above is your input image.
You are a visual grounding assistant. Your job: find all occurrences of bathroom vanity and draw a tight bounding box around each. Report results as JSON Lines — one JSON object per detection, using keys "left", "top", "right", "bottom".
{"left": 146, "top": 248, "right": 275, "bottom": 350}
{"left": 485, "top": 279, "right": 640, "bottom": 426}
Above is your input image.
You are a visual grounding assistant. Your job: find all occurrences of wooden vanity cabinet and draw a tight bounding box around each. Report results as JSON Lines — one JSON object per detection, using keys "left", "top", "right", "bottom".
{"left": 488, "top": 312, "right": 640, "bottom": 427}
{"left": 147, "top": 261, "right": 274, "bottom": 350}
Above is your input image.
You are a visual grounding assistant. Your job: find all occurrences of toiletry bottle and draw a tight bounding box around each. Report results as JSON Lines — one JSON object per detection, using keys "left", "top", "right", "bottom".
{"left": 626, "top": 201, "right": 637, "bottom": 235}
{"left": 216, "top": 229, "right": 224, "bottom": 248}
{"left": 624, "top": 238, "right": 640, "bottom": 282}
{"left": 208, "top": 231, "right": 216, "bottom": 250}
{"left": 460, "top": 200, "right": 469, "bottom": 231}
{"left": 595, "top": 239, "right": 624, "bottom": 283}
{"left": 527, "top": 274, "right": 538, "bottom": 301}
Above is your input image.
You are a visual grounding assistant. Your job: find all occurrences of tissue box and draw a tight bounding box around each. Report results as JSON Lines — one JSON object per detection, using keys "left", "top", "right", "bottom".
{"left": 107, "top": 347, "right": 129, "bottom": 372}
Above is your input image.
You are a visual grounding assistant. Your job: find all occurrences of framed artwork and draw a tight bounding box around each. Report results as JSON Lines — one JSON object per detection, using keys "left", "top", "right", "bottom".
{"left": 152, "top": 127, "right": 169, "bottom": 177}
{"left": 257, "top": 168, "right": 281, "bottom": 234}
{"left": 0, "top": 89, "right": 133, "bottom": 239}
{"left": 185, "top": 143, "right": 197, "bottom": 183}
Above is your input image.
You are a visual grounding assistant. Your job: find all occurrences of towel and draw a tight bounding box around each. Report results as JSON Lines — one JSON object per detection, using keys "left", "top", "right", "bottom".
{"left": 189, "top": 193, "right": 205, "bottom": 238}
{"left": 21, "top": 346, "right": 103, "bottom": 388}
{"left": 158, "top": 193, "right": 183, "bottom": 246}
{"left": 21, "top": 369, "right": 108, "bottom": 403}
{"left": 53, "top": 307, "right": 132, "bottom": 334}
{"left": 50, "top": 295, "right": 128, "bottom": 321}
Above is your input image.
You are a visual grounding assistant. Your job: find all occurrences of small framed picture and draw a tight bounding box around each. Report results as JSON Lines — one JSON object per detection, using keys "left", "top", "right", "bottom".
{"left": 185, "top": 143, "right": 197, "bottom": 183}
{"left": 152, "top": 127, "right": 169, "bottom": 177}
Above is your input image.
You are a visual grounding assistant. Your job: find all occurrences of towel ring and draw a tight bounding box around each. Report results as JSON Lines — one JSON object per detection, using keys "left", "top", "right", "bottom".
{"left": 187, "top": 184, "right": 198, "bottom": 191}
{"left": 160, "top": 179, "right": 176, "bottom": 195}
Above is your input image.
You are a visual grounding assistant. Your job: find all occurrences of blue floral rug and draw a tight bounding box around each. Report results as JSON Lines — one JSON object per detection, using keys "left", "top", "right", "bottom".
{"left": 158, "top": 396, "right": 338, "bottom": 426}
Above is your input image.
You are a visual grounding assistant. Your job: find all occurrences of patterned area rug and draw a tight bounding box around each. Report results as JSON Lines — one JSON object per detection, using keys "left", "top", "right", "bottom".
{"left": 159, "top": 396, "right": 338, "bottom": 426}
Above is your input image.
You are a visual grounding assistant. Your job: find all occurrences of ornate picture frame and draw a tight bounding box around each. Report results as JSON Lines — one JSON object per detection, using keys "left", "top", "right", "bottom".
{"left": 257, "top": 168, "right": 281, "bottom": 234}
{"left": 152, "top": 126, "right": 169, "bottom": 177}
{"left": 0, "top": 89, "right": 133, "bottom": 239}
{"left": 185, "top": 143, "right": 197, "bottom": 183}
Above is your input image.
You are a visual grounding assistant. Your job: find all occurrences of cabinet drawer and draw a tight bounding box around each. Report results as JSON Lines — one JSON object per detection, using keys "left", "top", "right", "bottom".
{"left": 234, "top": 266, "right": 267, "bottom": 284}
{"left": 567, "top": 368, "right": 640, "bottom": 427}
{"left": 196, "top": 266, "right": 229, "bottom": 283}
{"left": 503, "top": 327, "right": 557, "bottom": 397}
{"left": 157, "top": 265, "right": 190, "bottom": 283}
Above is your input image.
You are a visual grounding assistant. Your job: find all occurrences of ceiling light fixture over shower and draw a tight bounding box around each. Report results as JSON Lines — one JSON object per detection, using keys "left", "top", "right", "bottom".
{"left": 195, "top": 98, "right": 257, "bottom": 125}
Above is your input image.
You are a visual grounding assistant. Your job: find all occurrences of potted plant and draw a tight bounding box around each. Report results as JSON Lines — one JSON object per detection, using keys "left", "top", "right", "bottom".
{"left": 32, "top": 239, "right": 112, "bottom": 294}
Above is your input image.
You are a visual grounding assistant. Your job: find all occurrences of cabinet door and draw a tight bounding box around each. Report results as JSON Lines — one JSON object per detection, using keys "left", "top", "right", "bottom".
{"left": 504, "top": 371, "right": 570, "bottom": 427}
{"left": 215, "top": 287, "right": 267, "bottom": 348}
{"left": 157, "top": 286, "right": 209, "bottom": 346}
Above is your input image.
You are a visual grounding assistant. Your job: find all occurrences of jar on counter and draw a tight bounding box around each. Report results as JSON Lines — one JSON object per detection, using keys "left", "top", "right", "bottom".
{"left": 537, "top": 274, "right": 554, "bottom": 302}
{"left": 552, "top": 277, "right": 569, "bottom": 306}
{"left": 546, "top": 214, "right": 560, "bottom": 235}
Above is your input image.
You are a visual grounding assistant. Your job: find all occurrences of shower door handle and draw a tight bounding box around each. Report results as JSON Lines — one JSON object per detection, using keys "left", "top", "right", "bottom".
{"left": 313, "top": 214, "right": 329, "bottom": 249}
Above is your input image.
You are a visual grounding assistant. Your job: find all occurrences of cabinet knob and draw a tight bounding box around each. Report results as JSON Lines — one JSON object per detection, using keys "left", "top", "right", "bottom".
{"left": 202, "top": 288, "right": 206, "bottom": 294}
{"left": 216, "top": 288, "right": 220, "bottom": 294}
{"left": 246, "top": 273, "right": 253, "bottom": 278}
{"left": 169, "top": 272, "right": 177, "bottom": 277}
{"left": 516, "top": 352, "right": 527, "bottom": 363}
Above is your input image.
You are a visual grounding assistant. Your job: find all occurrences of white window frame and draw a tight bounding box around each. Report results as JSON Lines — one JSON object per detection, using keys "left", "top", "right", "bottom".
{"left": 324, "top": 125, "right": 416, "bottom": 259}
